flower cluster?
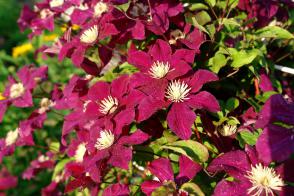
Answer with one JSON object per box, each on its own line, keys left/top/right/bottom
{"left": 1, "top": 0, "right": 294, "bottom": 195}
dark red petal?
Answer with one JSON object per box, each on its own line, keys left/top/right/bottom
{"left": 167, "top": 103, "right": 195, "bottom": 140}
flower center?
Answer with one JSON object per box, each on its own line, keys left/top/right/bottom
{"left": 75, "top": 143, "right": 87, "bottom": 162}
{"left": 165, "top": 80, "right": 191, "bottom": 102}
{"left": 5, "top": 128, "right": 19, "bottom": 146}
{"left": 80, "top": 25, "right": 98, "bottom": 44}
{"left": 95, "top": 130, "right": 115, "bottom": 150}
{"left": 149, "top": 61, "right": 171, "bottom": 79}
{"left": 49, "top": 0, "right": 64, "bottom": 8}
{"left": 10, "top": 83, "right": 25, "bottom": 99}
{"left": 246, "top": 164, "right": 284, "bottom": 196}
{"left": 169, "top": 29, "right": 185, "bottom": 45}
{"left": 99, "top": 96, "right": 118, "bottom": 115}
{"left": 93, "top": 2, "right": 108, "bottom": 17}
{"left": 38, "top": 155, "right": 49, "bottom": 162}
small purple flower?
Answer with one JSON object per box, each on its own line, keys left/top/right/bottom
{"left": 22, "top": 152, "right": 55, "bottom": 180}
{"left": 0, "top": 168, "right": 18, "bottom": 191}
{"left": 0, "top": 66, "right": 48, "bottom": 122}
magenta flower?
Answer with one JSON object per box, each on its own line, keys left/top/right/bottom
{"left": 141, "top": 156, "right": 202, "bottom": 195}
{"left": 128, "top": 39, "right": 194, "bottom": 121}
{"left": 22, "top": 152, "right": 55, "bottom": 180}
{"left": 207, "top": 146, "right": 289, "bottom": 196}
{"left": 165, "top": 70, "right": 220, "bottom": 139}
{"left": 86, "top": 75, "right": 144, "bottom": 134}
{"left": 59, "top": 19, "right": 118, "bottom": 66}
{"left": 169, "top": 24, "right": 205, "bottom": 53}
{"left": 0, "top": 66, "right": 48, "bottom": 122}
{"left": 255, "top": 94, "right": 294, "bottom": 164}
{"left": 0, "top": 168, "right": 18, "bottom": 191}
{"left": 86, "top": 127, "right": 149, "bottom": 170}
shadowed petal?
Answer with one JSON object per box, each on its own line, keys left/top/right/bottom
{"left": 207, "top": 150, "right": 250, "bottom": 181}
{"left": 256, "top": 125, "right": 294, "bottom": 164}
{"left": 189, "top": 70, "right": 218, "bottom": 93}
{"left": 141, "top": 180, "right": 162, "bottom": 196}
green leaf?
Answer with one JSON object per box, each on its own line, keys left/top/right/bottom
{"left": 221, "top": 18, "right": 240, "bottom": 27}
{"left": 255, "top": 26, "right": 294, "bottom": 39}
{"left": 225, "top": 97, "right": 239, "bottom": 113}
{"left": 181, "top": 182, "right": 205, "bottom": 196}
{"left": 49, "top": 140, "right": 60, "bottom": 153}
{"left": 205, "top": 0, "right": 216, "bottom": 7}
{"left": 231, "top": 49, "right": 259, "bottom": 68}
{"left": 237, "top": 130, "right": 260, "bottom": 147}
{"left": 195, "top": 11, "right": 211, "bottom": 26}
{"left": 162, "top": 140, "right": 209, "bottom": 163}
{"left": 208, "top": 53, "right": 227, "bottom": 73}
{"left": 189, "top": 3, "right": 208, "bottom": 11}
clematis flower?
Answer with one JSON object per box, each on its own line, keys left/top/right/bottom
{"left": 207, "top": 146, "right": 291, "bottom": 196}
{"left": 0, "top": 66, "right": 48, "bottom": 122}
{"left": 59, "top": 19, "right": 118, "bottom": 66}
{"left": 85, "top": 75, "right": 145, "bottom": 135}
{"left": 128, "top": 39, "right": 194, "bottom": 122}
{"left": 0, "top": 168, "right": 18, "bottom": 191}
{"left": 255, "top": 94, "right": 294, "bottom": 164}
{"left": 86, "top": 127, "right": 149, "bottom": 170}
{"left": 165, "top": 70, "right": 220, "bottom": 139}
{"left": 141, "top": 156, "right": 202, "bottom": 196}
{"left": 169, "top": 24, "right": 205, "bottom": 53}
{"left": 22, "top": 152, "right": 55, "bottom": 180}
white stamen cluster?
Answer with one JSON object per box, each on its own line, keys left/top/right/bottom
{"left": 218, "top": 124, "right": 237, "bottom": 136}
{"left": 38, "top": 155, "right": 49, "bottom": 162}
{"left": 40, "top": 9, "right": 53, "bottom": 19}
{"left": 165, "top": 80, "right": 191, "bottom": 102}
{"left": 75, "top": 143, "right": 87, "bottom": 162}
{"left": 39, "top": 98, "right": 55, "bottom": 113}
{"left": 95, "top": 130, "right": 115, "bottom": 150}
{"left": 246, "top": 164, "right": 284, "bottom": 196}
{"left": 149, "top": 61, "right": 171, "bottom": 79}
{"left": 80, "top": 25, "right": 98, "bottom": 44}
{"left": 49, "top": 0, "right": 64, "bottom": 8}
{"left": 169, "top": 29, "right": 185, "bottom": 45}
{"left": 93, "top": 2, "right": 108, "bottom": 17}
{"left": 10, "top": 83, "right": 25, "bottom": 99}
{"left": 99, "top": 96, "right": 118, "bottom": 115}
{"left": 5, "top": 128, "right": 19, "bottom": 146}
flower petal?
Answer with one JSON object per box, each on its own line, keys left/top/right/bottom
{"left": 148, "top": 158, "right": 174, "bottom": 182}
{"left": 189, "top": 69, "right": 218, "bottom": 93}
{"left": 141, "top": 180, "right": 162, "bottom": 196}
{"left": 103, "top": 183, "right": 129, "bottom": 196}
{"left": 167, "top": 103, "right": 196, "bottom": 140}
{"left": 256, "top": 125, "right": 294, "bottom": 164}
{"left": 149, "top": 39, "right": 172, "bottom": 62}
{"left": 186, "top": 91, "right": 220, "bottom": 113}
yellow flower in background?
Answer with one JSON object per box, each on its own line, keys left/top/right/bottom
{"left": 0, "top": 92, "right": 6, "bottom": 101}
{"left": 61, "top": 24, "right": 80, "bottom": 32}
{"left": 72, "top": 24, "right": 80, "bottom": 31}
{"left": 12, "top": 43, "right": 33, "bottom": 58}
{"left": 43, "top": 34, "right": 58, "bottom": 42}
